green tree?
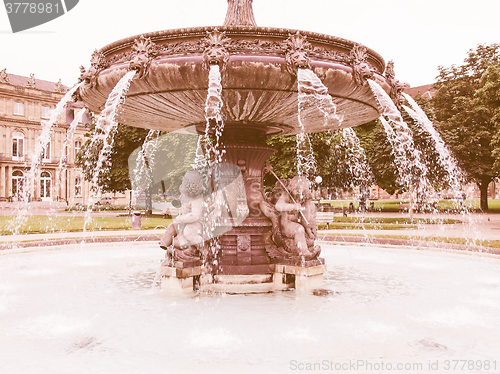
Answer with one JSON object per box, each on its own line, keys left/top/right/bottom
{"left": 432, "top": 43, "right": 500, "bottom": 211}
{"left": 77, "top": 120, "right": 149, "bottom": 193}
{"left": 478, "top": 64, "right": 500, "bottom": 174}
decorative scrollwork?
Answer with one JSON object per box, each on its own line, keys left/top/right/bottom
{"left": 202, "top": 29, "right": 231, "bottom": 71}
{"left": 284, "top": 32, "right": 312, "bottom": 75}
{"left": 349, "top": 44, "right": 374, "bottom": 86}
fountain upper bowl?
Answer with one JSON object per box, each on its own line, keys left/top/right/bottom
{"left": 78, "top": 26, "right": 392, "bottom": 135}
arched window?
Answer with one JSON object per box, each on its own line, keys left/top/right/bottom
{"left": 75, "top": 176, "right": 82, "bottom": 197}
{"left": 40, "top": 171, "right": 52, "bottom": 199}
{"left": 12, "top": 132, "right": 24, "bottom": 160}
{"left": 12, "top": 170, "right": 24, "bottom": 197}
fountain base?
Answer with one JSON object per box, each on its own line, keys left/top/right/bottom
{"left": 158, "top": 262, "right": 325, "bottom": 294}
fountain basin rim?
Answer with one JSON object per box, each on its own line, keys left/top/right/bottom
{"left": 97, "top": 25, "right": 385, "bottom": 74}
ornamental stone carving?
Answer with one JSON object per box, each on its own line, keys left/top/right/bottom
{"left": 202, "top": 29, "right": 231, "bottom": 71}
{"left": 79, "top": 50, "right": 107, "bottom": 88}
{"left": 385, "top": 60, "right": 407, "bottom": 109}
{"left": 54, "top": 79, "right": 66, "bottom": 93}
{"left": 261, "top": 173, "right": 321, "bottom": 260}
{"left": 26, "top": 73, "right": 36, "bottom": 88}
{"left": 129, "top": 35, "right": 158, "bottom": 79}
{"left": 284, "top": 32, "right": 312, "bottom": 75}
{"left": 349, "top": 44, "right": 374, "bottom": 86}
{"left": 160, "top": 170, "right": 206, "bottom": 262}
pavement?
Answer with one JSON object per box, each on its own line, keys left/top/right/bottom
{"left": 0, "top": 202, "right": 498, "bottom": 248}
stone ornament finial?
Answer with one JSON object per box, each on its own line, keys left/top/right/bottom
{"left": 223, "top": 0, "right": 257, "bottom": 27}
{"left": 202, "top": 29, "right": 231, "bottom": 71}
{"left": 284, "top": 32, "right": 312, "bottom": 76}
{"left": 54, "top": 79, "right": 66, "bottom": 93}
{"left": 349, "top": 44, "right": 374, "bottom": 86}
{"left": 26, "top": 73, "right": 36, "bottom": 88}
{"left": 0, "top": 68, "right": 10, "bottom": 83}
{"left": 129, "top": 35, "right": 158, "bottom": 79}
{"left": 385, "top": 60, "right": 407, "bottom": 109}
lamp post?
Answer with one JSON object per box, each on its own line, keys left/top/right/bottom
{"left": 315, "top": 176, "right": 323, "bottom": 205}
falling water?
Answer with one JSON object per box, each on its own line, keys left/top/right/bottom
{"left": 367, "top": 79, "right": 430, "bottom": 198}
{"left": 297, "top": 68, "right": 374, "bottom": 191}
{"left": 83, "top": 70, "right": 136, "bottom": 228}
{"left": 297, "top": 68, "right": 343, "bottom": 128}
{"left": 296, "top": 68, "right": 342, "bottom": 177}
{"left": 401, "top": 94, "right": 481, "bottom": 244}
{"left": 24, "top": 82, "right": 84, "bottom": 203}
{"left": 131, "top": 129, "right": 160, "bottom": 212}
{"left": 402, "top": 93, "right": 465, "bottom": 192}
{"left": 56, "top": 108, "right": 86, "bottom": 199}
{"left": 341, "top": 127, "right": 373, "bottom": 189}
{"left": 199, "top": 64, "right": 228, "bottom": 274}
{"left": 8, "top": 82, "right": 84, "bottom": 234}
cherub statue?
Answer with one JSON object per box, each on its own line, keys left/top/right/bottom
{"left": 160, "top": 170, "right": 205, "bottom": 261}
{"left": 261, "top": 171, "right": 320, "bottom": 260}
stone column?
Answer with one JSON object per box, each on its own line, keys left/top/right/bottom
{"left": 6, "top": 165, "right": 12, "bottom": 198}
{"left": 0, "top": 166, "right": 5, "bottom": 200}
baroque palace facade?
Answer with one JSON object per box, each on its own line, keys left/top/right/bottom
{"left": 0, "top": 69, "right": 90, "bottom": 204}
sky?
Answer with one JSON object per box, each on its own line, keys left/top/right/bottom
{"left": 0, "top": 0, "right": 499, "bottom": 88}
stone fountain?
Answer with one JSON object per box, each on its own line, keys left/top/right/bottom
{"left": 76, "top": 0, "right": 396, "bottom": 293}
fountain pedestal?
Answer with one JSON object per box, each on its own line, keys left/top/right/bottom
{"left": 159, "top": 125, "right": 325, "bottom": 293}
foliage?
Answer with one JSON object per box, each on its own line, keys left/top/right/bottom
{"left": 356, "top": 120, "right": 399, "bottom": 195}
{"left": 432, "top": 43, "right": 500, "bottom": 210}
{"left": 77, "top": 118, "right": 149, "bottom": 193}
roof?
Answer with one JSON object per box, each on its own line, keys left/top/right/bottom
{"left": 404, "top": 83, "right": 436, "bottom": 99}
{"left": 0, "top": 70, "right": 69, "bottom": 94}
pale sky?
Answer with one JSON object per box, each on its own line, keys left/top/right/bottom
{"left": 0, "top": 0, "right": 499, "bottom": 88}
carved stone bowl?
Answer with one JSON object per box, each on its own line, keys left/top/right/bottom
{"left": 77, "top": 26, "right": 391, "bottom": 135}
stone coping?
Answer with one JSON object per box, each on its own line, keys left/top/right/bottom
{"left": 1, "top": 231, "right": 498, "bottom": 258}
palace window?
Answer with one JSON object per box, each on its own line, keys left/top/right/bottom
{"left": 40, "top": 171, "right": 51, "bottom": 199}
{"left": 12, "top": 170, "right": 24, "bottom": 196}
{"left": 41, "top": 105, "right": 51, "bottom": 119}
{"left": 13, "top": 101, "right": 24, "bottom": 116}
{"left": 41, "top": 141, "right": 51, "bottom": 162}
{"left": 12, "top": 132, "right": 24, "bottom": 160}
{"left": 75, "top": 140, "right": 82, "bottom": 157}
{"left": 75, "top": 176, "right": 82, "bottom": 197}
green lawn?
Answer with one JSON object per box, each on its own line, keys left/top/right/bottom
{"left": 322, "top": 232, "right": 500, "bottom": 250}
{"left": 0, "top": 215, "right": 172, "bottom": 235}
{"left": 317, "top": 216, "right": 460, "bottom": 231}
{"left": 321, "top": 199, "right": 500, "bottom": 213}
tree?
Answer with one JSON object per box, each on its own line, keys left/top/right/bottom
{"left": 478, "top": 63, "right": 500, "bottom": 174}
{"left": 77, "top": 120, "right": 149, "bottom": 193}
{"left": 432, "top": 43, "right": 500, "bottom": 211}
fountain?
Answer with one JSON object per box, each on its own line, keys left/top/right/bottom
{"left": 3, "top": 1, "right": 500, "bottom": 371}
{"left": 75, "top": 0, "right": 395, "bottom": 293}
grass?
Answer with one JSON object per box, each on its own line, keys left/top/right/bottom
{"left": 321, "top": 199, "right": 500, "bottom": 213}
{"left": 0, "top": 215, "right": 172, "bottom": 235}
{"left": 317, "top": 216, "right": 461, "bottom": 230}
{"left": 321, "top": 232, "right": 500, "bottom": 250}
